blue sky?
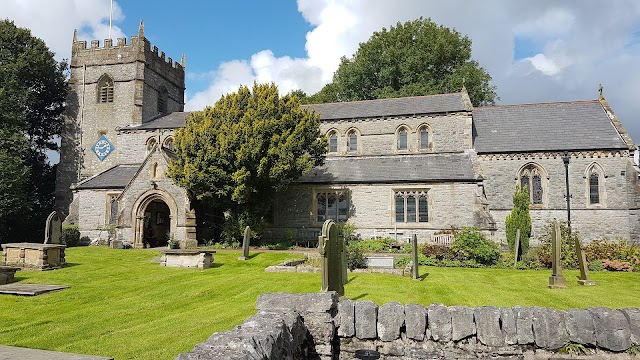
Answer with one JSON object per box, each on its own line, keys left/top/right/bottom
{"left": 3, "top": 0, "right": 640, "bottom": 145}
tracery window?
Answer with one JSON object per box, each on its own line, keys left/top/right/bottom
{"left": 519, "top": 164, "right": 545, "bottom": 205}
{"left": 347, "top": 130, "right": 358, "bottom": 153}
{"left": 394, "top": 190, "right": 429, "bottom": 223}
{"left": 97, "top": 75, "right": 114, "bottom": 103}
{"left": 316, "top": 190, "right": 349, "bottom": 223}
{"left": 398, "top": 127, "right": 409, "bottom": 151}
{"left": 328, "top": 131, "right": 338, "bottom": 153}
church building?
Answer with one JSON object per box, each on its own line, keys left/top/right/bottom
{"left": 55, "top": 26, "right": 640, "bottom": 248}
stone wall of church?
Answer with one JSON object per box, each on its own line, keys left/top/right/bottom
{"left": 142, "top": 68, "right": 184, "bottom": 122}
{"left": 75, "top": 189, "right": 110, "bottom": 240}
{"left": 477, "top": 151, "right": 634, "bottom": 242}
{"left": 267, "top": 181, "right": 484, "bottom": 243}
{"left": 319, "top": 112, "right": 472, "bottom": 156}
{"left": 116, "top": 130, "right": 176, "bottom": 164}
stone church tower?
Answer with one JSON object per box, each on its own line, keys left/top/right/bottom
{"left": 55, "top": 21, "right": 185, "bottom": 218}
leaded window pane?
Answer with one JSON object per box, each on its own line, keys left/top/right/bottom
{"left": 399, "top": 129, "right": 408, "bottom": 150}
{"left": 590, "top": 173, "right": 600, "bottom": 204}
{"left": 329, "top": 134, "right": 338, "bottom": 153}
{"left": 348, "top": 132, "right": 357, "bottom": 152}
{"left": 338, "top": 194, "right": 348, "bottom": 222}
{"left": 418, "top": 196, "right": 428, "bottom": 222}
{"left": 420, "top": 128, "right": 429, "bottom": 150}
{"left": 317, "top": 194, "right": 326, "bottom": 222}
{"left": 406, "top": 195, "right": 416, "bottom": 222}
{"left": 520, "top": 175, "right": 529, "bottom": 193}
{"left": 395, "top": 195, "right": 405, "bottom": 222}
{"left": 327, "top": 194, "right": 337, "bottom": 220}
{"left": 532, "top": 175, "right": 543, "bottom": 204}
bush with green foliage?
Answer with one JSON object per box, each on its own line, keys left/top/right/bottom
{"left": 588, "top": 259, "right": 604, "bottom": 272}
{"left": 505, "top": 185, "right": 532, "bottom": 258}
{"left": 536, "top": 221, "right": 579, "bottom": 269}
{"left": 421, "top": 244, "right": 462, "bottom": 261}
{"left": 338, "top": 221, "right": 358, "bottom": 242}
{"left": 451, "top": 227, "right": 500, "bottom": 266}
{"left": 349, "top": 238, "right": 397, "bottom": 253}
{"left": 345, "top": 242, "right": 367, "bottom": 270}
{"left": 61, "top": 225, "right": 80, "bottom": 247}
{"left": 394, "top": 253, "right": 438, "bottom": 268}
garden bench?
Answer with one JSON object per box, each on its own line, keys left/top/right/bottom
{"left": 431, "top": 233, "right": 454, "bottom": 246}
{"left": 0, "top": 266, "right": 19, "bottom": 285}
{"left": 159, "top": 249, "right": 216, "bottom": 269}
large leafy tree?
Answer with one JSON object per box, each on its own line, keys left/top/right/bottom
{"left": 0, "top": 20, "right": 67, "bottom": 243}
{"left": 168, "top": 83, "right": 326, "bottom": 241}
{"left": 307, "top": 17, "right": 497, "bottom": 106}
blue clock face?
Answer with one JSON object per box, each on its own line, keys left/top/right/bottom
{"left": 92, "top": 135, "right": 114, "bottom": 161}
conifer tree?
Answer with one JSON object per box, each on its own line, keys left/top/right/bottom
{"left": 505, "top": 185, "right": 532, "bottom": 259}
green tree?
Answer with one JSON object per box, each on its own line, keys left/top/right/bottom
{"left": 0, "top": 20, "right": 67, "bottom": 243}
{"left": 168, "top": 83, "right": 327, "bottom": 241}
{"left": 505, "top": 185, "right": 532, "bottom": 258}
{"left": 308, "top": 17, "right": 497, "bottom": 106}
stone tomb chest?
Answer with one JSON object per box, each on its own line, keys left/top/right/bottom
{"left": 159, "top": 249, "right": 216, "bottom": 269}
{"left": 1, "top": 243, "right": 66, "bottom": 270}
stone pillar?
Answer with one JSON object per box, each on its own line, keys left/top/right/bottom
{"left": 548, "top": 220, "right": 567, "bottom": 289}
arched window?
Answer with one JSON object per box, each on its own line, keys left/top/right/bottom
{"left": 589, "top": 172, "right": 599, "bottom": 204}
{"left": 97, "top": 75, "right": 114, "bottom": 103}
{"left": 316, "top": 190, "right": 349, "bottom": 223}
{"left": 157, "top": 86, "right": 168, "bottom": 114}
{"left": 418, "top": 126, "right": 431, "bottom": 151}
{"left": 327, "top": 131, "right": 338, "bottom": 153}
{"left": 163, "top": 136, "right": 174, "bottom": 151}
{"left": 397, "top": 127, "right": 409, "bottom": 151}
{"left": 347, "top": 130, "right": 358, "bottom": 153}
{"left": 585, "top": 163, "right": 605, "bottom": 206}
{"left": 394, "top": 190, "right": 429, "bottom": 223}
{"left": 146, "top": 137, "right": 157, "bottom": 155}
{"left": 519, "top": 164, "right": 546, "bottom": 205}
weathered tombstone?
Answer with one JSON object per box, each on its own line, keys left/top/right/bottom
{"left": 513, "top": 229, "right": 520, "bottom": 268}
{"left": 548, "top": 220, "right": 567, "bottom": 289}
{"left": 318, "top": 219, "right": 344, "bottom": 296}
{"left": 411, "top": 234, "right": 420, "bottom": 280}
{"left": 44, "top": 211, "right": 62, "bottom": 244}
{"left": 238, "top": 226, "right": 251, "bottom": 260}
{"left": 341, "top": 236, "right": 348, "bottom": 285}
{"left": 575, "top": 237, "right": 596, "bottom": 286}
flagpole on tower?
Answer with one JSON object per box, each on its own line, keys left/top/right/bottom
{"left": 108, "top": 0, "right": 113, "bottom": 39}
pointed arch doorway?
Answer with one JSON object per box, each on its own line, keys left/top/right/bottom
{"left": 132, "top": 190, "right": 178, "bottom": 248}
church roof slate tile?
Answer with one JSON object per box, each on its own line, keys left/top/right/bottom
{"left": 75, "top": 164, "right": 140, "bottom": 189}
{"left": 298, "top": 154, "right": 476, "bottom": 184}
{"left": 302, "top": 93, "right": 469, "bottom": 120}
{"left": 473, "top": 100, "right": 628, "bottom": 153}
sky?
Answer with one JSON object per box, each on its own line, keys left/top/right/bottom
{"left": 3, "top": 0, "right": 640, "bottom": 145}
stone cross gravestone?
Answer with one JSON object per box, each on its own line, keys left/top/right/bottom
{"left": 548, "top": 220, "right": 567, "bottom": 289}
{"left": 411, "top": 234, "right": 419, "bottom": 280}
{"left": 238, "top": 226, "right": 251, "bottom": 260}
{"left": 318, "top": 219, "right": 344, "bottom": 296}
{"left": 44, "top": 211, "right": 62, "bottom": 244}
{"left": 574, "top": 237, "right": 596, "bottom": 286}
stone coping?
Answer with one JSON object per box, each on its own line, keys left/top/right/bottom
{"left": 159, "top": 249, "right": 216, "bottom": 255}
{"left": 0, "top": 345, "right": 112, "bottom": 360}
{"left": 1, "top": 242, "right": 66, "bottom": 250}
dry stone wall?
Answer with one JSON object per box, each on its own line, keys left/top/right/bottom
{"left": 176, "top": 292, "right": 640, "bottom": 360}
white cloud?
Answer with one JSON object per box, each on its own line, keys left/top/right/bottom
{"left": 0, "top": 0, "right": 126, "bottom": 60}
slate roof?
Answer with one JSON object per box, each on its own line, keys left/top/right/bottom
{"left": 121, "top": 112, "right": 192, "bottom": 131}
{"left": 299, "top": 154, "right": 476, "bottom": 184}
{"left": 75, "top": 164, "right": 140, "bottom": 189}
{"left": 302, "top": 93, "right": 469, "bottom": 120}
{"left": 473, "top": 101, "right": 628, "bottom": 153}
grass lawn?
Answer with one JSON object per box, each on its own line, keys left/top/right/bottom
{"left": 0, "top": 247, "right": 639, "bottom": 359}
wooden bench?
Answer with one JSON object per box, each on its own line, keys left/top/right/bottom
{"left": 431, "top": 234, "right": 454, "bottom": 246}
{"left": 0, "top": 266, "right": 19, "bottom": 285}
{"left": 159, "top": 249, "right": 216, "bottom": 269}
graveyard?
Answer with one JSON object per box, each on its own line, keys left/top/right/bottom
{"left": 0, "top": 245, "right": 639, "bottom": 359}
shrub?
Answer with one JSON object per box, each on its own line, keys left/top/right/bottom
{"left": 505, "top": 185, "right": 532, "bottom": 258}
{"left": 61, "top": 225, "right": 80, "bottom": 247}
{"left": 345, "top": 242, "right": 367, "bottom": 270}
{"left": 439, "top": 259, "right": 463, "bottom": 267}
{"left": 421, "top": 244, "right": 462, "bottom": 261}
{"left": 338, "top": 221, "right": 358, "bottom": 242}
{"left": 537, "top": 221, "right": 578, "bottom": 269}
{"left": 451, "top": 227, "right": 500, "bottom": 266}
{"left": 602, "top": 259, "right": 633, "bottom": 272}
{"left": 584, "top": 239, "right": 629, "bottom": 262}
{"left": 394, "top": 253, "right": 437, "bottom": 268}
{"left": 588, "top": 259, "right": 604, "bottom": 272}
{"left": 350, "top": 238, "right": 396, "bottom": 253}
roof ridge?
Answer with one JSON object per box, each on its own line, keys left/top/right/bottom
{"left": 303, "top": 92, "right": 463, "bottom": 107}
{"left": 476, "top": 99, "right": 599, "bottom": 110}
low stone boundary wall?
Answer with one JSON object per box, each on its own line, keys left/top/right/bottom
{"left": 176, "top": 292, "right": 640, "bottom": 359}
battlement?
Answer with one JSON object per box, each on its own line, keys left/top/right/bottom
{"left": 70, "top": 21, "right": 185, "bottom": 80}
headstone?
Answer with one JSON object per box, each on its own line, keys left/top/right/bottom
{"left": 318, "top": 219, "right": 344, "bottom": 296}
{"left": 238, "top": 226, "right": 251, "bottom": 260}
{"left": 513, "top": 229, "right": 520, "bottom": 268}
{"left": 341, "top": 236, "right": 348, "bottom": 285}
{"left": 44, "top": 211, "right": 62, "bottom": 244}
{"left": 548, "top": 220, "right": 567, "bottom": 289}
{"left": 411, "top": 234, "right": 419, "bottom": 280}
{"left": 575, "top": 237, "right": 596, "bottom": 286}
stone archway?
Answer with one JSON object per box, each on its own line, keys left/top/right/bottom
{"left": 132, "top": 190, "right": 179, "bottom": 248}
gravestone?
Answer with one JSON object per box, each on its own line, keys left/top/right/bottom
{"left": 575, "top": 238, "right": 595, "bottom": 286}
{"left": 548, "top": 220, "right": 567, "bottom": 289}
{"left": 341, "top": 236, "right": 348, "bottom": 285}
{"left": 411, "top": 234, "right": 419, "bottom": 280}
{"left": 318, "top": 219, "right": 344, "bottom": 296}
{"left": 44, "top": 211, "right": 62, "bottom": 244}
{"left": 513, "top": 229, "right": 520, "bottom": 268}
{"left": 238, "top": 226, "right": 251, "bottom": 260}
